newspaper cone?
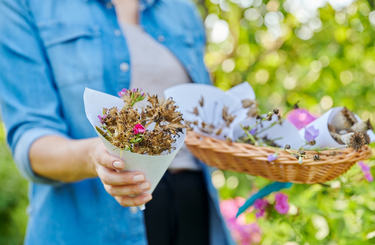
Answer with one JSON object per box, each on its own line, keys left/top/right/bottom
{"left": 83, "top": 88, "right": 186, "bottom": 210}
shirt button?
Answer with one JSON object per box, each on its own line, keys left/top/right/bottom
{"left": 106, "top": 2, "right": 113, "bottom": 9}
{"left": 158, "top": 35, "right": 165, "bottom": 42}
{"left": 120, "top": 62, "right": 129, "bottom": 72}
{"left": 114, "top": 29, "right": 121, "bottom": 36}
{"left": 129, "top": 207, "right": 138, "bottom": 214}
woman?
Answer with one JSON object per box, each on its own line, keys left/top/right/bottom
{"left": 0, "top": 0, "right": 234, "bottom": 244}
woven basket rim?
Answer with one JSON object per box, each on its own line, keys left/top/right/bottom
{"left": 186, "top": 131, "right": 372, "bottom": 166}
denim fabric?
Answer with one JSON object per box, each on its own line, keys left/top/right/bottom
{"left": 0, "top": 0, "right": 234, "bottom": 244}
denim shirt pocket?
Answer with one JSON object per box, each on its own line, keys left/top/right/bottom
{"left": 38, "top": 21, "right": 103, "bottom": 89}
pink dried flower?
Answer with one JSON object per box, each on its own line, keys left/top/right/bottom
{"left": 98, "top": 115, "right": 106, "bottom": 124}
{"left": 117, "top": 88, "right": 127, "bottom": 98}
{"left": 133, "top": 124, "right": 146, "bottom": 134}
{"left": 287, "top": 109, "right": 317, "bottom": 130}
{"left": 274, "top": 193, "right": 289, "bottom": 215}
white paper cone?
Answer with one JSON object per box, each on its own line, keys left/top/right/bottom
{"left": 299, "top": 107, "right": 375, "bottom": 149}
{"left": 83, "top": 88, "right": 186, "bottom": 209}
{"left": 233, "top": 116, "right": 304, "bottom": 149}
{"left": 164, "top": 82, "right": 255, "bottom": 139}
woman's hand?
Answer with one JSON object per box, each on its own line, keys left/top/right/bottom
{"left": 92, "top": 142, "right": 153, "bottom": 207}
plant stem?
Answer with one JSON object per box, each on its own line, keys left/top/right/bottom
{"left": 240, "top": 124, "right": 259, "bottom": 146}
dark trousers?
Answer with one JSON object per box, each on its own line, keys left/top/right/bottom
{"left": 144, "top": 170, "right": 210, "bottom": 245}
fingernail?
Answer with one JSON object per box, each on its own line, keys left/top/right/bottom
{"left": 143, "top": 195, "right": 152, "bottom": 202}
{"left": 133, "top": 175, "right": 145, "bottom": 182}
{"left": 112, "top": 161, "right": 122, "bottom": 169}
{"left": 139, "top": 182, "right": 150, "bottom": 190}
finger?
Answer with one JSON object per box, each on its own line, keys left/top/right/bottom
{"left": 104, "top": 181, "right": 151, "bottom": 196}
{"left": 115, "top": 193, "right": 153, "bottom": 207}
{"left": 97, "top": 166, "right": 146, "bottom": 185}
{"left": 94, "top": 144, "right": 124, "bottom": 170}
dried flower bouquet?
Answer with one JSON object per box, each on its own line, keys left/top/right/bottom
{"left": 83, "top": 88, "right": 187, "bottom": 209}
{"left": 95, "top": 88, "right": 186, "bottom": 156}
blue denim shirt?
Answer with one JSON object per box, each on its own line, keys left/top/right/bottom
{"left": 0, "top": 0, "right": 234, "bottom": 244}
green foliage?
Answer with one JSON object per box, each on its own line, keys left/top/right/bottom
{"left": 1, "top": 0, "right": 375, "bottom": 244}
{"left": 199, "top": 0, "right": 375, "bottom": 243}
{"left": 0, "top": 124, "right": 28, "bottom": 244}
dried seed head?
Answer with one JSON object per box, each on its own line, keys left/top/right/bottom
{"left": 293, "top": 154, "right": 299, "bottom": 160}
{"left": 199, "top": 96, "right": 204, "bottom": 107}
{"left": 350, "top": 132, "right": 366, "bottom": 151}
{"left": 273, "top": 108, "right": 279, "bottom": 115}
{"left": 329, "top": 151, "right": 337, "bottom": 156}
{"left": 284, "top": 144, "right": 291, "bottom": 149}
{"left": 242, "top": 99, "right": 256, "bottom": 108}
{"left": 247, "top": 107, "right": 258, "bottom": 117}
{"left": 364, "top": 131, "right": 371, "bottom": 144}
{"left": 331, "top": 107, "right": 357, "bottom": 131}
{"left": 299, "top": 149, "right": 306, "bottom": 155}
{"left": 308, "top": 140, "right": 316, "bottom": 146}
{"left": 350, "top": 119, "right": 373, "bottom": 132}
{"left": 190, "top": 107, "right": 199, "bottom": 116}
{"left": 313, "top": 154, "right": 321, "bottom": 161}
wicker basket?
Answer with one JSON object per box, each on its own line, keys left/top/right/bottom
{"left": 185, "top": 131, "right": 372, "bottom": 184}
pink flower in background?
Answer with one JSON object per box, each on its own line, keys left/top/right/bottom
{"left": 274, "top": 193, "right": 289, "bottom": 215}
{"left": 132, "top": 124, "right": 146, "bottom": 134}
{"left": 287, "top": 109, "right": 317, "bottom": 130}
{"left": 254, "top": 199, "right": 269, "bottom": 218}
{"left": 365, "top": 172, "right": 374, "bottom": 182}
{"left": 358, "top": 161, "right": 370, "bottom": 172}
{"left": 220, "top": 198, "right": 262, "bottom": 244}
{"left": 358, "top": 161, "right": 373, "bottom": 182}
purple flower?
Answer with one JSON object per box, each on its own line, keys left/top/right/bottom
{"left": 287, "top": 109, "right": 317, "bottom": 130}
{"left": 117, "top": 88, "right": 127, "bottom": 98}
{"left": 358, "top": 161, "right": 373, "bottom": 182}
{"left": 365, "top": 172, "right": 374, "bottom": 182}
{"left": 358, "top": 161, "right": 370, "bottom": 172}
{"left": 304, "top": 125, "right": 319, "bottom": 142}
{"left": 254, "top": 199, "right": 269, "bottom": 218}
{"left": 249, "top": 128, "right": 257, "bottom": 135}
{"left": 254, "top": 199, "right": 268, "bottom": 210}
{"left": 274, "top": 193, "right": 289, "bottom": 215}
{"left": 98, "top": 115, "right": 106, "bottom": 124}
{"left": 267, "top": 153, "right": 278, "bottom": 162}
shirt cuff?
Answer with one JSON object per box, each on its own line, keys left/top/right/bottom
{"left": 13, "top": 127, "right": 68, "bottom": 185}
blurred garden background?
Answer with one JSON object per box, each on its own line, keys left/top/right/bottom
{"left": 1, "top": 0, "right": 375, "bottom": 244}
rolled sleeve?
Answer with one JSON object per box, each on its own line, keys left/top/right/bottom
{"left": 0, "top": 1, "right": 69, "bottom": 184}
{"left": 14, "top": 128, "right": 67, "bottom": 185}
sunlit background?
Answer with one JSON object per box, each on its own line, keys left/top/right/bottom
{"left": 1, "top": 0, "right": 375, "bottom": 244}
